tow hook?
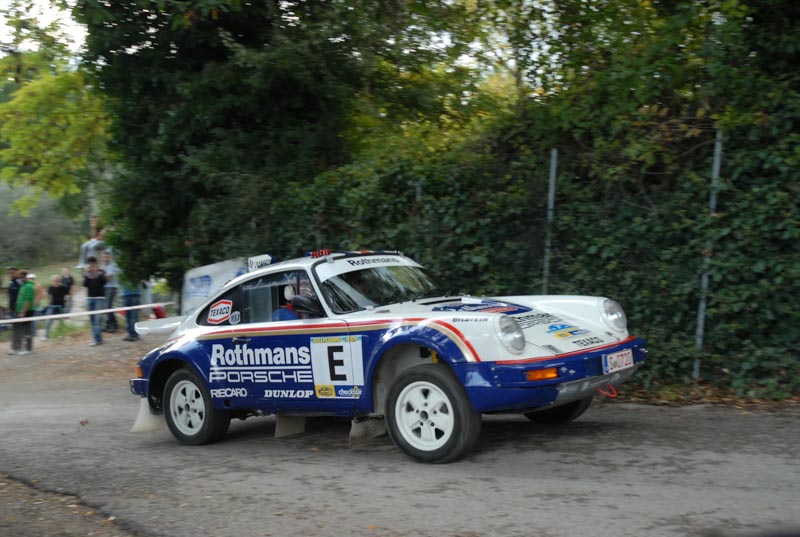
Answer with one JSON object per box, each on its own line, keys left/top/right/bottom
{"left": 597, "top": 384, "right": 618, "bottom": 398}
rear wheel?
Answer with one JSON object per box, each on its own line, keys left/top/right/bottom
{"left": 163, "top": 368, "right": 230, "bottom": 445}
{"left": 386, "top": 364, "right": 481, "bottom": 463}
{"left": 524, "top": 396, "right": 593, "bottom": 426}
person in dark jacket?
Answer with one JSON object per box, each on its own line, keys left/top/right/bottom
{"left": 83, "top": 257, "right": 107, "bottom": 346}
{"left": 6, "top": 267, "right": 20, "bottom": 316}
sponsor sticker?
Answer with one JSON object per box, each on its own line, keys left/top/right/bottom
{"left": 210, "top": 387, "right": 248, "bottom": 398}
{"left": 230, "top": 311, "right": 241, "bottom": 325}
{"left": 207, "top": 299, "right": 233, "bottom": 324}
{"left": 315, "top": 385, "right": 335, "bottom": 398}
{"left": 516, "top": 313, "right": 562, "bottom": 329}
{"left": 451, "top": 317, "right": 489, "bottom": 323}
{"left": 573, "top": 337, "right": 605, "bottom": 348}
{"left": 433, "top": 300, "right": 532, "bottom": 315}
{"left": 546, "top": 324, "right": 591, "bottom": 339}
{"left": 208, "top": 343, "right": 313, "bottom": 384}
{"left": 263, "top": 389, "right": 314, "bottom": 398}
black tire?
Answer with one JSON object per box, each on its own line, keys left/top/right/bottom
{"left": 385, "top": 364, "right": 481, "bottom": 463}
{"left": 524, "top": 396, "right": 593, "bottom": 426}
{"left": 163, "top": 368, "right": 230, "bottom": 445}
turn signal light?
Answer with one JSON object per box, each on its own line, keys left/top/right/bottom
{"left": 526, "top": 368, "right": 558, "bottom": 381}
{"left": 135, "top": 366, "right": 143, "bottom": 379}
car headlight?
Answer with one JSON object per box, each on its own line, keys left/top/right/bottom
{"left": 601, "top": 299, "right": 627, "bottom": 331}
{"left": 495, "top": 315, "right": 525, "bottom": 354}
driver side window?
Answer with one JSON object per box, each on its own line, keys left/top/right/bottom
{"left": 241, "top": 270, "right": 311, "bottom": 323}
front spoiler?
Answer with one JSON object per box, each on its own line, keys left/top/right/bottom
{"left": 552, "top": 366, "right": 637, "bottom": 405}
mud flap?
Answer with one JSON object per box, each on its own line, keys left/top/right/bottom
{"left": 131, "top": 397, "right": 166, "bottom": 433}
{"left": 349, "top": 418, "right": 386, "bottom": 445}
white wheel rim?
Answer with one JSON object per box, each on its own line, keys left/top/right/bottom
{"left": 170, "top": 379, "right": 206, "bottom": 437}
{"left": 394, "top": 380, "right": 454, "bottom": 452}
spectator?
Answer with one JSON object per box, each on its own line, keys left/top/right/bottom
{"left": 43, "top": 275, "right": 69, "bottom": 341}
{"left": 10, "top": 270, "right": 35, "bottom": 355}
{"left": 83, "top": 256, "right": 107, "bottom": 347}
{"left": 61, "top": 268, "right": 75, "bottom": 313}
{"left": 120, "top": 277, "right": 141, "bottom": 342}
{"left": 28, "top": 274, "right": 46, "bottom": 335}
{"left": 30, "top": 274, "right": 47, "bottom": 314}
{"left": 102, "top": 250, "right": 119, "bottom": 333}
{"left": 6, "top": 267, "right": 20, "bottom": 317}
{"left": 77, "top": 215, "right": 107, "bottom": 269}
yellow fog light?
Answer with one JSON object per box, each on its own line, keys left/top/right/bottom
{"left": 526, "top": 368, "right": 558, "bottom": 381}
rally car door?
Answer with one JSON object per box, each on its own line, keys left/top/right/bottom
{"left": 195, "top": 269, "right": 365, "bottom": 415}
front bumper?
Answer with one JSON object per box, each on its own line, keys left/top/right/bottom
{"left": 130, "top": 378, "right": 147, "bottom": 397}
{"left": 453, "top": 337, "right": 646, "bottom": 413}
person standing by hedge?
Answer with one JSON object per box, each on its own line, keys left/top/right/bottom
{"left": 61, "top": 267, "right": 75, "bottom": 313}
{"left": 11, "top": 270, "right": 35, "bottom": 355}
{"left": 83, "top": 256, "right": 107, "bottom": 347}
{"left": 43, "top": 275, "right": 69, "bottom": 341}
{"left": 102, "top": 250, "right": 119, "bottom": 333}
{"left": 6, "top": 267, "right": 20, "bottom": 317}
{"left": 120, "top": 277, "right": 141, "bottom": 342}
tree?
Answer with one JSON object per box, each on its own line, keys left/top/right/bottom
{"left": 0, "top": 0, "right": 111, "bottom": 215}
{"left": 0, "top": 183, "right": 81, "bottom": 265}
{"left": 0, "top": 69, "right": 111, "bottom": 214}
{"left": 75, "top": 0, "right": 488, "bottom": 284}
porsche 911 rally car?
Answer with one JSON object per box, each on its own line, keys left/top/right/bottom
{"left": 130, "top": 250, "right": 646, "bottom": 462}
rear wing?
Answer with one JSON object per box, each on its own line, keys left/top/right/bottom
{"left": 135, "top": 316, "right": 184, "bottom": 336}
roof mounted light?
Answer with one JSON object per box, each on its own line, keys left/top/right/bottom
{"left": 247, "top": 253, "right": 274, "bottom": 272}
{"left": 309, "top": 249, "right": 331, "bottom": 258}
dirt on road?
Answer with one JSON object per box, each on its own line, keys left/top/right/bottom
{"left": 1, "top": 328, "right": 163, "bottom": 537}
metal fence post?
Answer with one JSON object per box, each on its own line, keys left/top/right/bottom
{"left": 542, "top": 148, "right": 558, "bottom": 294}
{"left": 693, "top": 129, "right": 723, "bottom": 379}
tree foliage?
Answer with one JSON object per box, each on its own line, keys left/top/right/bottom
{"left": 0, "top": 69, "right": 111, "bottom": 214}
{"left": 0, "top": 183, "right": 80, "bottom": 265}
{"left": 75, "top": 0, "right": 487, "bottom": 285}
{"left": 0, "top": 0, "right": 111, "bottom": 215}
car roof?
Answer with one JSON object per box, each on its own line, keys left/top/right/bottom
{"left": 229, "top": 249, "right": 408, "bottom": 285}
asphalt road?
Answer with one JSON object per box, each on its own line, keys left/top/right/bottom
{"left": 1, "top": 333, "right": 798, "bottom": 537}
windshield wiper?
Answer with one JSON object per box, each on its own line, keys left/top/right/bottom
{"left": 411, "top": 289, "right": 457, "bottom": 302}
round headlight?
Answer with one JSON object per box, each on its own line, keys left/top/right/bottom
{"left": 602, "top": 299, "right": 627, "bottom": 331}
{"left": 496, "top": 315, "right": 525, "bottom": 354}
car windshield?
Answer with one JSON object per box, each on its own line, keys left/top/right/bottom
{"left": 319, "top": 265, "right": 445, "bottom": 314}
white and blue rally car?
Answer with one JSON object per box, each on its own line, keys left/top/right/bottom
{"left": 131, "top": 250, "right": 646, "bottom": 462}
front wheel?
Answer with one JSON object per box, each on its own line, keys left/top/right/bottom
{"left": 163, "top": 368, "right": 230, "bottom": 445}
{"left": 524, "top": 396, "right": 593, "bottom": 426}
{"left": 386, "top": 364, "right": 481, "bottom": 463}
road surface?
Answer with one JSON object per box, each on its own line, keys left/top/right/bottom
{"left": 1, "top": 332, "right": 798, "bottom": 537}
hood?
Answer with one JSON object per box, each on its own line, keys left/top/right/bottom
{"left": 346, "top": 295, "right": 626, "bottom": 359}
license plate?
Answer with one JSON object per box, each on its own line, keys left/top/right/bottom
{"left": 602, "top": 349, "right": 634, "bottom": 374}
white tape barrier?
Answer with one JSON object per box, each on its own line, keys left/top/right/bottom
{"left": 0, "top": 302, "right": 174, "bottom": 325}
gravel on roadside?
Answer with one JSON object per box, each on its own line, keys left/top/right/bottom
{"left": 0, "top": 472, "right": 140, "bottom": 537}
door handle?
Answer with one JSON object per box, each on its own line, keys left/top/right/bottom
{"left": 232, "top": 337, "right": 251, "bottom": 344}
